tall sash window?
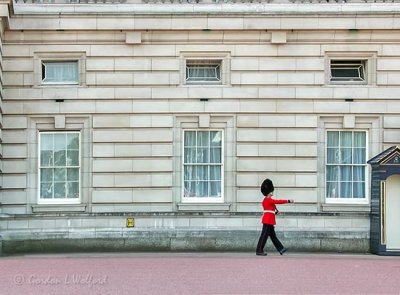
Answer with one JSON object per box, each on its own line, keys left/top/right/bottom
{"left": 183, "top": 130, "right": 223, "bottom": 202}
{"left": 39, "top": 132, "right": 80, "bottom": 203}
{"left": 326, "top": 130, "right": 367, "bottom": 203}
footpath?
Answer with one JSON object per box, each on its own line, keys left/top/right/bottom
{"left": 0, "top": 252, "right": 399, "bottom": 294}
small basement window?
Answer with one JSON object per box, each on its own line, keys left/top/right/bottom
{"left": 330, "top": 60, "right": 366, "bottom": 83}
{"left": 186, "top": 60, "right": 222, "bottom": 84}
{"left": 42, "top": 61, "right": 79, "bottom": 85}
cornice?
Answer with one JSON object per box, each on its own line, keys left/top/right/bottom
{"left": 11, "top": 2, "right": 400, "bottom": 16}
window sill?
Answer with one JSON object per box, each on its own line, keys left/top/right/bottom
{"left": 322, "top": 203, "right": 370, "bottom": 213}
{"left": 327, "top": 82, "right": 368, "bottom": 86}
{"left": 177, "top": 203, "right": 231, "bottom": 212}
{"left": 32, "top": 204, "right": 87, "bottom": 213}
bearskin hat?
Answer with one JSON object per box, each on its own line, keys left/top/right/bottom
{"left": 261, "top": 178, "right": 274, "bottom": 196}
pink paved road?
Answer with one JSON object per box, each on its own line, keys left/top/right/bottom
{"left": 1, "top": 252, "right": 400, "bottom": 295}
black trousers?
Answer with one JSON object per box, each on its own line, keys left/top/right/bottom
{"left": 256, "top": 224, "right": 284, "bottom": 253}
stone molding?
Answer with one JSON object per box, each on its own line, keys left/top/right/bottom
{"left": 12, "top": 2, "right": 400, "bottom": 16}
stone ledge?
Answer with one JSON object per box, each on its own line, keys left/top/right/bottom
{"left": 177, "top": 203, "right": 231, "bottom": 212}
{"left": 322, "top": 203, "right": 371, "bottom": 213}
{"left": 31, "top": 204, "right": 87, "bottom": 213}
{"left": 0, "top": 229, "right": 370, "bottom": 255}
{"left": 0, "top": 210, "right": 370, "bottom": 219}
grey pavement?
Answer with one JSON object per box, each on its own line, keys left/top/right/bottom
{"left": 0, "top": 252, "right": 400, "bottom": 295}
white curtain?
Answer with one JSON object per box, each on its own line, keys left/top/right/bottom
{"left": 353, "top": 131, "right": 366, "bottom": 198}
{"left": 184, "top": 131, "right": 222, "bottom": 198}
{"left": 44, "top": 61, "right": 78, "bottom": 83}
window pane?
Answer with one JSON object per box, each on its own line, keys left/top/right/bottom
{"left": 340, "top": 166, "right": 352, "bottom": 181}
{"left": 353, "top": 148, "right": 366, "bottom": 164}
{"left": 43, "top": 61, "right": 78, "bottom": 84}
{"left": 327, "top": 131, "right": 339, "bottom": 147}
{"left": 184, "top": 181, "right": 196, "bottom": 198}
{"left": 197, "top": 132, "right": 209, "bottom": 147}
{"left": 41, "top": 168, "right": 53, "bottom": 182}
{"left": 184, "top": 148, "right": 197, "bottom": 164}
{"left": 331, "top": 68, "right": 360, "bottom": 78}
{"left": 353, "top": 182, "right": 365, "bottom": 198}
{"left": 54, "top": 182, "right": 66, "bottom": 198}
{"left": 330, "top": 60, "right": 366, "bottom": 81}
{"left": 196, "top": 166, "right": 208, "bottom": 181}
{"left": 341, "top": 148, "right": 352, "bottom": 164}
{"left": 210, "top": 165, "right": 221, "bottom": 181}
{"left": 41, "top": 134, "right": 53, "bottom": 150}
{"left": 326, "top": 166, "right": 339, "bottom": 182}
{"left": 340, "top": 132, "right": 352, "bottom": 147}
{"left": 210, "top": 181, "right": 221, "bottom": 197}
{"left": 327, "top": 148, "right": 339, "bottom": 164}
{"left": 353, "top": 166, "right": 365, "bottom": 181}
{"left": 54, "top": 133, "right": 66, "bottom": 150}
{"left": 67, "top": 168, "right": 79, "bottom": 182}
{"left": 41, "top": 150, "right": 53, "bottom": 167}
{"left": 184, "top": 131, "right": 196, "bottom": 147}
{"left": 41, "top": 183, "right": 53, "bottom": 199}
{"left": 210, "top": 148, "right": 221, "bottom": 163}
{"left": 354, "top": 132, "right": 366, "bottom": 147}
{"left": 184, "top": 166, "right": 196, "bottom": 181}
{"left": 54, "top": 168, "right": 66, "bottom": 182}
{"left": 54, "top": 150, "right": 66, "bottom": 166}
{"left": 340, "top": 182, "right": 352, "bottom": 198}
{"left": 187, "top": 66, "right": 218, "bottom": 80}
{"left": 326, "top": 181, "right": 339, "bottom": 198}
{"left": 67, "top": 150, "right": 79, "bottom": 166}
{"left": 210, "top": 131, "right": 222, "bottom": 147}
{"left": 196, "top": 181, "right": 209, "bottom": 197}
{"left": 67, "top": 182, "right": 79, "bottom": 198}
{"left": 54, "top": 133, "right": 67, "bottom": 166}
{"left": 67, "top": 133, "right": 79, "bottom": 149}
{"left": 196, "top": 148, "right": 208, "bottom": 163}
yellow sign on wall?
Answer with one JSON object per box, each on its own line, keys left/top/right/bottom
{"left": 126, "top": 218, "right": 135, "bottom": 228}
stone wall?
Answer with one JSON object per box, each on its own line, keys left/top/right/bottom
{"left": 0, "top": 212, "right": 370, "bottom": 255}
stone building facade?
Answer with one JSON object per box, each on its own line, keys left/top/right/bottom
{"left": 0, "top": 0, "right": 400, "bottom": 254}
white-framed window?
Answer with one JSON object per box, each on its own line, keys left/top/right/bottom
{"left": 186, "top": 60, "right": 222, "bottom": 84}
{"left": 330, "top": 60, "right": 366, "bottom": 82}
{"left": 325, "top": 130, "right": 368, "bottom": 203}
{"left": 38, "top": 132, "right": 81, "bottom": 204}
{"left": 325, "top": 52, "right": 376, "bottom": 86}
{"left": 182, "top": 130, "right": 224, "bottom": 203}
{"left": 34, "top": 52, "right": 86, "bottom": 87}
{"left": 180, "top": 52, "right": 230, "bottom": 86}
{"left": 41, "top": 61, "right": 79, "bottom": 85}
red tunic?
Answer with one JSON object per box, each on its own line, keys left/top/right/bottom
{"left": 261, "top": 197, "right": 290, "bottom": 225}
